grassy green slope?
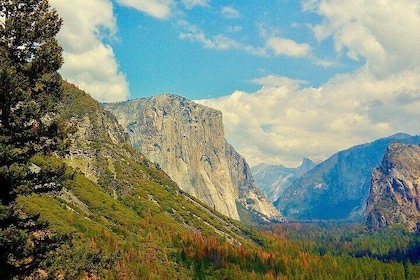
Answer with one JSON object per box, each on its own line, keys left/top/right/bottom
{"left": 14, "top": 82, "right": 420, "bottom": 279}
{"left": 16, "top": 82, "right": 268, "bottom": 279}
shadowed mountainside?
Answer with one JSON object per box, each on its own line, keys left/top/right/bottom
{"left": 275, "top": 133, "right": 420, "bottom": 221}
{"left": 251, "top": 158, "right": 317, "bottom": 202}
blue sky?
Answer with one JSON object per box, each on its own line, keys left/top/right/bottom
{"left": 51, "top": 0, "right": 420, "bottom": 167}
{"left": 51, "top": 0, "right": 362, "bottom": 100}
{"left": 110, "top": 0, "right": 348, "bottom": 99}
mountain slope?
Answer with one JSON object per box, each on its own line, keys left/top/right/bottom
{"left": 252, "top": 158, "right": 317, "bottom": 202}
{"left": 17, "top": 82, "right": 270, "bottom": 278}
{"left": 275, "top": 133, "right": 420, "bottom": 221}
{"left": 11, "top": 82, "right": 420, "bottom": 279}
{"left": 366, "top": 143, "right": 420, "bottom": 231}
{"left": 103, "top": 95, "right": 284, "bottom": 223}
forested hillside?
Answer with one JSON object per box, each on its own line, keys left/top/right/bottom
{"left": 1, "top": 1, "right": 420, "bottom": 279}
{"left": 276, "top": 134, "right": 420, "bottom": 221}
{"left": 16, "top": 81, "right": 418, "bottom": 279}
{"left": 2, "top": 57, "right": 419, "bottom": 280}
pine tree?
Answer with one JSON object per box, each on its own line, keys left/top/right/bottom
{"left": 0, "top": 0, "right": 66, "bottom": 278}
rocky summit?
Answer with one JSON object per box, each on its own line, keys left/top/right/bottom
{"left": 251, "top": 158, "right": 317, "bottom": 202}
{"left": 275, "top": 133, "right": 420, "bottom": 221}
{"left": 103, "top": 94, "right": 284, "bottom": 223}
{"left": 366, "top": 143, "right": 420, "bottom": 231}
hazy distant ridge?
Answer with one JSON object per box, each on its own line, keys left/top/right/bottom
{"left": 275, "top": 133, "right": 420, "bottom": 221}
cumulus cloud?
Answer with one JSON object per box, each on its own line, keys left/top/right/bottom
{"left": 61, "top": 44, "right": 129, "bottom": 102}
{"left": 266, "top": 37, "right": 311, "bottom": 57}
{"left": 199, "top": 70, "right": 420, "bottom": 167}
{"left": 258, "top": 24, "right": 312, "bottom": 58}
{"left": 221, "top": 6, "right": 242, "bottom": 19}
{"left": 303, "top": 0, "right": 420, "bottom": 77}
{"left": 182, "top": 0, "right": 210, "bottom": 9}
{"left": 115, "top": 0, "right": 173, "bottom": 19}
{"left": 50, "top": 0, "right": 129, "bottom": 102}
{"left": 198, "top": 0, "right": 420, "bottom": 167}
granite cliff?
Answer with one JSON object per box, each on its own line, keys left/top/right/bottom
{"left": 251, "top": 158, "right": 317, "bottom": 202}
{"left": 18, "top": 81, "right": 271, "bottom": 278}
{"left": 275, "top": 133, "right": 420, "bottom": 221}
{"left": 59, "top": 82, "right": 259, "bottom": 242}
{"left": 366, "top": 143, "right": 420, "bottom": 231}
{"left": 104, "top": 94, "right": 284, "bottom": 222}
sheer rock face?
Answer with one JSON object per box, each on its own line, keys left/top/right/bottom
{"left": 366, "top": 143, "right": 420, "bottom": 231}
{"left": 104, "top": 94, "right": 284, "bottom": 222}
{"left": 251, "top": 158, "right": 317, "bottom": 202}
{"left": 275, "top": 133, "right": 420, "bottom": 221}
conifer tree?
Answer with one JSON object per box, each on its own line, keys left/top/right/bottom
{"left": 0, "top": 0, "right": 66, "bottom": 278}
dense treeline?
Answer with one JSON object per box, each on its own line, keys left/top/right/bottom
{"left": 265, "top": 223, "right": 420, "bottom": 263}
{"left": 173, "top": 222, "right": 420, "bottom": 279}
{"left": 4, "top": 65, "right": 420, "bottom": 280}
{"left": 0, "top": 0, "right": 68, "bottom": 278}
{"left": 18, "top": 153, "right": 420, "bottom": 279}
{"left": 6, "top": 73, "right": 420, "bottom": 280}
{"left": 261, "top": 223, "right": 420, "bottom": 279}
{"left": 2, "top": 0, "right": 420, "bottom": 279}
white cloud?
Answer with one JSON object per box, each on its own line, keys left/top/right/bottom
{"left": 252, "top": 75, "right": 308, "bottom": 89}
{"left": 50, "top": 0, "right": 129, "bottom": 102}
{"left": 50, "top": 0, "right": 116, "bottom": 53}
{"left": 195, "top": 1, "right": 420, "bottom": 167}
{"left": 179, "top": 21, "right": 313, "bottom": 58}
{"left": 182, "top": 0, "right": 210, "bottom": 9}
{"left": 62, "top": 44, "right": 129, "bottom": 102}
{"left": 303, "top": 0, "right": 420, "bottom": 77}
{"left": 266, "top": 37, "right": 311, "bottom": 57}
{"left": 258, "top": 24, "right": 312, "bottom": 58}
{"left": 221, "top": 6, "right": 242, "bottom": 19}
{"left": 115, "top": 0, "right": 173, "bottom": 19}
{"left": 179, "top": 20, "right": 315, "bottom": 60}
{"left": 178, "top": 21, "right": 266, "bottom": 55}
{"left": 199, "top": 70, "right": 420, "bottom": 167}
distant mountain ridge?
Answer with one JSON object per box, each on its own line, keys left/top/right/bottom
{"left": 251, "top": 158, "right": 317, "bottom": 202}
{"left": 275, "top": 133, "right": 420, "bottom": 221}
{"left": 103, "top": 94, "right": 284, "bottom": 223}
{"left": 366, "top": 143, "right": 420, "bottom": 231}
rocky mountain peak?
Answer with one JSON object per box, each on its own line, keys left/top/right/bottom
{"left": 251, "top": 158, "right": 317, "bottom": 203}
{"left": 103, "top": 95, "right": 284, "bottom": 223}
{"left": 296, "top": 158, "right": 318, "bottom": 177}
{"left": 276, "top": 134, "right": 420, "bottom": 221}
{"left": 365, "top": 143, "right": 420, "bottom": 231}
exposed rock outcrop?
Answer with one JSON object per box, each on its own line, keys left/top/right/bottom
{"left": 275, "top": 133, "right": 420, "bottom": 221}
{"left": 54, "top": 82, "right": 257, "bottom": 257}
{"left": 365, "top": 143, "right": 420, "bottom": 231}
{"left": 104, "top": 94, "right": 284, "bottom": 222}
{"left": 251, "top": 158, "right": 317, "bottom": 202}
{"left": 62, "top": 83, "right": 132, "bottom": 185}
